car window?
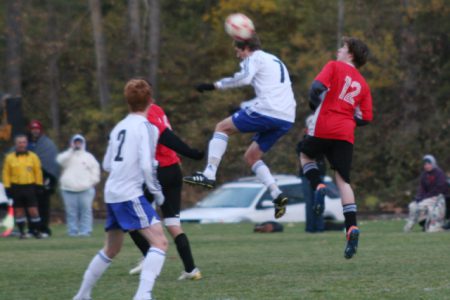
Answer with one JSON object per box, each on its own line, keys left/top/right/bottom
{"left": 256, "top": 183, "right": 304, "bottom": 209}
{"left": 280, "top": 184, "right": 304, "bottom": 204}
{"left": 196, "top": 187, "right": 261, "bottom": 208}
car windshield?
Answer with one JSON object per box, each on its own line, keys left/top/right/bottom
{"left": 196, "top": 186, "right": 261, "bottom": 208}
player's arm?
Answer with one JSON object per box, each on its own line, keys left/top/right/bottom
{"left": 309, "top": 61, "right": 335, "bottom": 111}
{"left": 139, "top": 122, "right": 164, "bottom": 205}
{"left": 309, "top": 80, "right": 328, "bottom": 111}
{"left": 354, "top": 88, "right": 373, "bottom": 127}
{"left": 102, "top": 137, "right": 113, "bottom": 172}
{"left": 215, "top": 57, "right": 256, "bottom": 89}
{"left": 158, "top": 128, "right": 204, "bottom": 160}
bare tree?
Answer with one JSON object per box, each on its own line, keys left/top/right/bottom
{"left": 5, "top": 0, "right": 23, "bottom": 97}
{"left": 89, "top": 0, "right": 110, "bottom": 110}
{"left": 337, "top": 0, "right": 344, "bottom": 49}
{"left": 148, "top": 0, "right": 160, "bottom": 97}
{"left": 46, "top": 1, "right": 61, "bottom": 142}
{"left": 127, "top": 0, "right": 143, "bottom": 77}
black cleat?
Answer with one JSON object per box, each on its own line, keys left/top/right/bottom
{"left": 312, "top": 184, "right": 327, "bottom": 216}
{"left": 344, "top": 226, "right": 360, "bottom": 259}
{"left": 183, "top": 172, "right": 216, "bottom": 189}
{"left": 272, "top": 193, "right": 288, "bottom": 219}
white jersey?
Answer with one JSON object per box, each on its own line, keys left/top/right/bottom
{"left": 215, "top": 50, "right": 296, "bottom": 123}
{"left": 102, "top": 114, "right": 161, "bottom": 204}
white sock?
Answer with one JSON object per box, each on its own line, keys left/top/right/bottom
{"left": 203, "top": 132, "right": 228, "bottom": 180}
{"left": 74, "top": 250, "right": 112, "bottom": 299}
{"left": 251, "top": 160, "right": 281, "bottom": 199}
{"left": 133, "top": 247, "right": 166, "bottom": 300}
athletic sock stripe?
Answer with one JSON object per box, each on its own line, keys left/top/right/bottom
{"left": 30, "top": 217, "right": 41, "bottom": 222}
{"left": 213, "top": 132, "right": 228, "bottom": 142}
{"left": 98, "top": 250, "right": 112, "bottom": 263}
{"left": 149, "top": 248, "right": 166, "bottom": 257}
{"left": 15, "top": 217, "right": 26, "bottom": 223}
{"left": 343, "top": 204, "right": 357, "bottom": 213}
{"left": 251, "top": 160, "right": 265, "bottom": 172}
{"left": 303, "top": 162, "right": 318, "bottom": 173}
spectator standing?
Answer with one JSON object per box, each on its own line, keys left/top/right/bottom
{"left": 56, "top": 134, "right": 100, "bottom": 237}
{"left": 404, "top": 154, "right": 448, "bottom": 232}
{"left": 2, "top": 134, "right": 43, "bottom": 239}
{"left": 297, "top": 115, "right": 326, "bottom": 233}
{"left": 28, "top": 120, "right": 59, "bottom": 237}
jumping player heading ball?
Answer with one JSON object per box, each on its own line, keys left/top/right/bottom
{"left": 183, "top": 34, "right": 297, "bottom": 219}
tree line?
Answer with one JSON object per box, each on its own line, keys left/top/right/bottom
{"left": 1, "top": 0, "right": 449, "bottom": 211}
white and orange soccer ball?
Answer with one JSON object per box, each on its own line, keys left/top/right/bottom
{"left": 224, "top": 13, "right": 255, "bottom": 41}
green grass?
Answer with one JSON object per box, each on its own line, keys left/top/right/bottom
{"left": 1, "top": 220, "right": 450, "bottom": 300}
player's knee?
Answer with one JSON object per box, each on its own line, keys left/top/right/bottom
{"left": 154, "top": 235, "right": 169, "bottom": 252}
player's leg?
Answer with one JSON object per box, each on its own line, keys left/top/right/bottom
{"left": 25, "top": 186, "right": 42, "bottom": 238}
{"left": 299, "top": 137, "right": 328, "bottom": 215}
{"left": 134, "top": 222, "right": 168, "bottom": 300}
{"left": 331, "top": 140, "right": 359, "bottom": 259}
{"left": 73, "top": 229, "right": 123, "bottom": 300}
{"left": 244, "top": 117, "right": 293, "bottom": 218}
{"left": 160, "top": 164, "right": 201, "bottom": 280}
{"left": 184, "top": 116, "right": 238, "bottom": 188}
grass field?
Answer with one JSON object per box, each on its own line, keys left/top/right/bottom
{"left": 1, "top": 220, "right": 450, "bottom": 300}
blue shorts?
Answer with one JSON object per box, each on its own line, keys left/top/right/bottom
{"left": 105, "top": 196, "right": 160, "bottom": 232}
{"left": 232, "top": 109, "right": 293, "bottom": 152}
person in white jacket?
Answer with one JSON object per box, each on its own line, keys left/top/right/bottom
{"left": 57, "top": 134, "right": 100, "bottom": 236}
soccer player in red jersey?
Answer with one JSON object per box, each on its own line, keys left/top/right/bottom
{"left": 299, "top": 37, "right": 372, "bottom": 259}
{"left": 128, "top": 94, "right": 204, "bottom": 280}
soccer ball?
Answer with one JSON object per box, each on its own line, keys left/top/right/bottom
{"left": 224, "top": 13, "right": 255, "bottom": 41}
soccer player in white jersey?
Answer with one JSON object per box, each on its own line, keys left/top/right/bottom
{"left": 73, "top": 79, "right": 167, "bottom": 300}
{"left": 184, "top": 35, "right": 297, "bottom": 219}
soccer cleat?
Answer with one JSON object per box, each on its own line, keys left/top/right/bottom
{"left": 178, "top": 267, "right": 202, "bottom": 281}
{"left": 272, "top": 193, "right": 288, "bottom": 219}
{"left": 129, "top": 257, "right": 144, "bottom": 275}
{"left": 73, "top": 296, "right": 92, "bottom": 300}
{"left": 183, "top": 172, "right": 215, "bottom": 189}
{"left": 312, "top": 184, "right": 327, "bottom": 216}
{"left": 344, "top": 226, "right": 360, "bottom": 259}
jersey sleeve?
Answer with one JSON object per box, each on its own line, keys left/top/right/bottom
{"left": 139, "top": 122, "right": 162, "bottom": 195}
{"left": 314, "top": 61, "right": 336, "bottom": 88}
{"left": 215, "top": 57, "right": 257, "bottom": 89}
{"left": 357, "top": 86, "right": 373, "bottom": 122}
{"left": 102, "top": 136, "right": 113, "bottom": 172}
{"left": 147, "top": 105, "right": 168, "bottom": 135}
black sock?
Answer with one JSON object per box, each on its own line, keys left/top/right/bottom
{"left": 29, "top": 217, "right": 41, "bottom": 235}
{"left": 16, "top": 217, "right": 26, "bottom": 234}
{"left": 303, "top": 162, "right": 322, "bottom": 190}
{"left": 129, "top": 230, "right": 150, "bottom": 256}
{"left": 175, "top": 233, "right": 195, "bottom": 272}
{"left": 343, "top": 204, "right": 357, "bottom": 232}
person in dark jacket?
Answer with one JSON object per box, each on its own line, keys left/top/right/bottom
{"left": 404, "top": 154, "right": 448, "bottom": 232}
{"left": 27, "top": 120, "right": 59, "bottom": 237}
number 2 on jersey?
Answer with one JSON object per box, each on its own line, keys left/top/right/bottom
{"left": 339, "top": 75, "right": 361, "bottom": 105}
{"left": 114, "top": 129, "right": 126, "bottom": 161}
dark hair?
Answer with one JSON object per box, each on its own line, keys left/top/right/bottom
{"left": 342, "top": 37, "right": 369, "bottom": 68}
{"left": 234, "top": 34, "right": 261, "bottom": 51}
{"left": 124, "top": 79, "right": 152, "bottom": 112}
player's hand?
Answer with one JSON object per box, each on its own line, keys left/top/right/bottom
{"left": 195, "top": 83, "right": 215, "bottom": 93}
{"left": 153, "top": 192, "right": 165, "bottom": 206}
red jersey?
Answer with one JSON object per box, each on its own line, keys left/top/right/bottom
{"left": 308, "top": 61, "right": 373, "bottom": 144}
{"left": 147, "top": 104, "right": 181, "bottom": 167}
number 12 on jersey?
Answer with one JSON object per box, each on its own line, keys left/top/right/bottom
{"left": 339, "top": 75, "right": 361, "bottom": 105}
